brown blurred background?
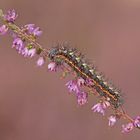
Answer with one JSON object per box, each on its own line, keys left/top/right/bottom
{"left": 0, "top": 0, "right": 140, "bottom": 140}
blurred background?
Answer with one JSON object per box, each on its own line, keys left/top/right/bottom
{"left": 0, "top": 0, "right": 140, "bottom": 139}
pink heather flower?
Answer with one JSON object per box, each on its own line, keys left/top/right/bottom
{"left": 0, "top": 25, "right": 8, "bottom": 35}
{"left": 27, "top": 48, "right": 36, "bottom": 57}
{"left": 32, "top": 27, "right": 42, "bottom": 37}
{"left": 77, "top": 91, "right": 88, "bottom": 105}
{"left": 66, "top": 80, "right": 80, "bottom": 93}
{"left": 92, "top": 103, "right": 105, "bottom": 115}
{"left": 22, "top": 48, "right": 36, "bottom": 58}
{"left": 48, "top": 62, "right": 57, "bottom": 71}
{"left": 12, "top": 38, "right": 24, "bottom": 51}
{"left": 108, "top": 115, "right": 117, "bottom": 126}
{"left": 85, "top": 78, "right": 94, "bottom": 86}
{"left": 4, "top": 9, "right": 18, "bottom": 22}
{"left": 133, "top": 116, "right": 140, "bottom": 128}
{"left": 24, "top": 24, "right": 42, "bottom": 37}
{"left": 77, "top": 78, "right": 85, "bottom": 87}
{"left": 37, "top": 57, "right": 45, "bottom": 66}
{"left": 122, "top": 123, "right": 134, "bottom": 133}
{"left": 102, "top": 101, "right": 110, "bottom": 109}
{"left": 91, "top": 101, "right": 110, "bottom": 116}
{"left": 21, "top": 47, "right": 29, "bottom": 57}
{"left": 24, "top": 24, "right": 35, "bottom": 34}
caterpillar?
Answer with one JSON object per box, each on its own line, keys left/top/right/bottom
{"left": 48, "top": 44, "right": 123, "bottom": 108}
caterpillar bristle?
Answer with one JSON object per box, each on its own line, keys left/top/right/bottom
{"left": 48, "top": 45, "right": 123, "bottom": 108}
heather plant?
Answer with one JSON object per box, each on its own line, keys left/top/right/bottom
{"left": 0, "top": 9, "right": 140, "bottom": 133}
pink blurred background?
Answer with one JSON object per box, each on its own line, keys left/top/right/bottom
{"left": 0, "top": 0, "right": 140, "bottom": 139}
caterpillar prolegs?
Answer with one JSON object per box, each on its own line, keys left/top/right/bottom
{"left": 48, "top": 44, "right": 123, "bottom": 108}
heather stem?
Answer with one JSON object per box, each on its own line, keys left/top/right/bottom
{"left": 0, "top": 9, "right": 139, "bottom": 131}
{"left": 0, "top": 13, "right": 48, "bottom": 57}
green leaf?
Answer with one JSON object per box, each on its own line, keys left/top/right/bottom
{"left": 36, "top": 47, "right": 43, "bottom": 54}
{"left": 27, "top": 44, "right": 33, "bottom": 49}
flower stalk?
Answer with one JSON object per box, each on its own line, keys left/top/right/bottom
{"left": 0, "top": 9, "right": 140, "bottom": 133}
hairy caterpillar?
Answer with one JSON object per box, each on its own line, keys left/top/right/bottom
{"left": 48, "top": 44, "right": 123, "bottom": 108}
